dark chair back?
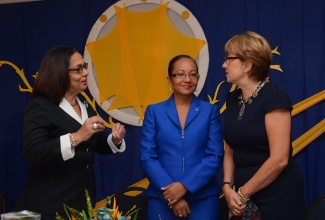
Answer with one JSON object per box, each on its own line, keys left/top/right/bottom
{"left": 0, "top": 192, "right": 5, "bottom": 214}
{"left": 307, "top": 194, "right": 325, "bottom": 220}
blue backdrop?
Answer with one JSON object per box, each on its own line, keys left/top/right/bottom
{"left": 0, "top": 0, "right": 324, "bottom": 213}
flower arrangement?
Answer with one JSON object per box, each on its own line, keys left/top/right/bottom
{"left": 55, "top": 189, "right": 141, "bottom": 220}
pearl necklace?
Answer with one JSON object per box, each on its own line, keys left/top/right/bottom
{"left": 237, "top": 80, "right": 267, "bottom": 120}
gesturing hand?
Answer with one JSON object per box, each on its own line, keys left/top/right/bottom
{"left": 111, "top": 122, "right": 125, "bottom": 145}
{"left": 71, "top": 116, "right": 105, "bottom": 147}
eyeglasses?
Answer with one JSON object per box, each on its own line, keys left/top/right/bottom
{"left": 224, "top": 56, "right": 239, "bottom": 65}
{"left": 68, "top": 63, "right": 88, "bottom": 74}
{"left": 171, "top": 73, "right": 200, "bottom": 80}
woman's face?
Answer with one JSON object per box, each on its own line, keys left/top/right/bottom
{"left": 67, "top": 52, "right": 89, "bottom": 95}
{"left": 167, "top": 58, "right": 199, "bottom": 96}
{"left": 222, "top": 52, "right": 247, "bottom": 84}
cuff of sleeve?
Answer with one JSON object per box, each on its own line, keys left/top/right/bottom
{"left": 107, "top": 133, "right": 126, "bottom": 153}
{"left": 60, "top": 134, "right": 75, "bottom": 161}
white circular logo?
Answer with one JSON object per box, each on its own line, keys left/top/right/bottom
{"left": 84, "top": 0, "right": 208, "bottom": 126}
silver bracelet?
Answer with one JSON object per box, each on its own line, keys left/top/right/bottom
{"left": 69, "top": 133, "right": 75, "bottom": 148}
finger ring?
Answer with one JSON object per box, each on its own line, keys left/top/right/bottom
{"left": 168, "top": 199, "right": 171, "bottom": 202}
{"left": 93, "top": 123, "right": 98, "bottom": 130}
{"left": 178, "top": 214, "right": 183, "bottom": 217}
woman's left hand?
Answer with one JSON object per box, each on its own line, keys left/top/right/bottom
{"left": 111, "top": 122, "right": 125, "bottom": 145}
{"left": 172, "top": 198, "right": 191, "bottom": 218}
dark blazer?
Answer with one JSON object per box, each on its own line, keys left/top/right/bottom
{"left": 140, "top": 95, "right": 224, "bottom": 202}
{"left": 16, "top": 96, "right": 114, "bottom": 216}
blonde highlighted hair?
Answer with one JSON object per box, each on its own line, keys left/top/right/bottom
{"left": 225, "top": 31, "right": 272, "bottom": 81}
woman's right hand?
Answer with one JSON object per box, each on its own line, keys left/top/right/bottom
{"left": 162, "top": 182, "right": 187, "bottom": 205}
{"left": 223, "top": 186, "right": 246, "bottom": 217}
{"left": 71, "top": 116, "right": 105, "bottom": 147}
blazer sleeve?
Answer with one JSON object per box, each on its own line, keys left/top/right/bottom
{"left": 23, "top": 99, "right": 64, "bottom": 168}
{"left": 140, "top": 105, "right": 174, "bottom": 196}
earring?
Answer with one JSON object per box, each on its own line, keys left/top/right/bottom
{"left": 169, "top": 86, "right": 172, "bottom": 91}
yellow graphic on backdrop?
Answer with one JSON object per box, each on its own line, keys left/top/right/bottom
{"left": 0, "top": 2, "right": 323, "bottom": 155}
{"left": 86, "top": 2, "right": 205, "bottom": 122}
{"left": 0, "top": 60, "right": 324, "bottom": 155}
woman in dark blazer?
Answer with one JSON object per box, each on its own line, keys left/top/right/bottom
{"left": 15, "top": 46, "right": 126, "bottom": 219}
{"left": 140, "top": 55, "right": 224, "bottom": 219}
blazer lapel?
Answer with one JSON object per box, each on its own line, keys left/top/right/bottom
{"left": 164, "top": 95, "right": 181, "bottom": 128}
{"left": 164, "top": 95, "right": 201, "bottom": 129}
{"left": 185, "top": 96, "right": 200, "bottom": 128}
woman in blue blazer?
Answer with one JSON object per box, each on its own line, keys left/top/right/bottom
{"left": 140, "top": 55, "right": 224, "bottom": 219}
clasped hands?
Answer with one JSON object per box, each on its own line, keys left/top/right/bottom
{"left": 223, "top": 187, "right": 247, "bottom": 217}
{"left": 161, "top": 182, "right": 191, "bottom": 218}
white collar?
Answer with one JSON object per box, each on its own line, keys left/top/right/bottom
{"left": 59, "top": 97, "right": 88, "bottom": 124}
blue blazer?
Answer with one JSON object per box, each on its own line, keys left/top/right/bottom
{"left": 140, "top": 95, "right": 224, "bottom": 202}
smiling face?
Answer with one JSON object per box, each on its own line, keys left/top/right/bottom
{"left": 66, "top": 52, "right": 89, "bottom": 96}
{"left": 167, "top": 57, "right": 199, "bottom": 97}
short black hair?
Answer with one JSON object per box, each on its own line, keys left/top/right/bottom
{"left": 168, "top": 55, "right": 198, "bottom": 76}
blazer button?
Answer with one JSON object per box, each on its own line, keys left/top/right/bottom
{"left": 87, "top": 148, "right": 90, "bottom": 152}
{"left": 87, "top": 165, "right": 90, "bottom": 169}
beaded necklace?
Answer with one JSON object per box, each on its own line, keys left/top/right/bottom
{"left": 237, "top": 80, "right": 267, "bottom": 120}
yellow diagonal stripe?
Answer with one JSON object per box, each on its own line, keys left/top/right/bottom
{"left": 292, "top": 119, "right": 325, "bottom": 156}
{"left": 292, "top": 90, "right": 325, "bottom": 116}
